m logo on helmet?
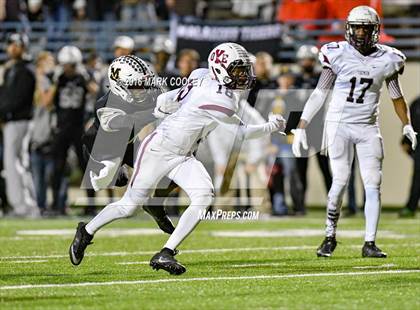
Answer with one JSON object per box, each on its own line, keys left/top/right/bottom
{"left": 110, "top": 67, "right": 121, "bottom": 81}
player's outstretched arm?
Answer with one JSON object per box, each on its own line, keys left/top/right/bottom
{"left": 387, "top": 74, "right": 417, "bottom": 150}
{"left": 292, "top": 68, "right": 336, "bottom": 157}
{"left": 153, "top": 88, "right": 181, "bottom": 118}
{"left": 215, "top": 112, "right": 286, "bottom": 140}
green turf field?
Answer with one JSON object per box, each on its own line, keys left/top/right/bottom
{"left": 0, "top": 211, "right": 419, "bottom": 309}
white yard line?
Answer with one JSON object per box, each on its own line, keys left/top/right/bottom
{"left": 0, "top": 270, "right": 418, "bottom": 291}
{"left": 3, "top": 260, "right": 48, "bottom": 264}
{"left": 353, "top": 264, "right": 397, "bottom": 269}
{"left": 1, "top": 243, "right": 419, "bottom": 261}
{"left": 115, "top": 261, "right": 150, "bottom": 265}
{"left": 230, "top": 263, "right": 286, "bottom": 268}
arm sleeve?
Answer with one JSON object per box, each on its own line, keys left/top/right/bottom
{"left": 386, "top": 74, "right": 404, "bottom": 99}
{"left": 300, "top": 68, "right": 336, "bottom": 123}
{"left": 209, "top": 113, "right": 279, "bottom": 140}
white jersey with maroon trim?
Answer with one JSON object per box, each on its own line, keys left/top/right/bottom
{"left": 157, "top": 68, "right": 241, "bottom": 154}
{"left": 319, "top": 41, "right": 406, "bottom": 124}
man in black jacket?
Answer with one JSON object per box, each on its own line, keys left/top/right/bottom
{"left": 400, "top": 96, "right": 420, "bottom": 217}
{"left": 0, "top": 33, "right": 38, "bottom": 217}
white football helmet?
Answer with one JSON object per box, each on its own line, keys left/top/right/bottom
{"left": 345, "top": 6, "right": 380, "bottom": 53}
{"left": 296, "top": 45, "right": 319, "bottom": 60}
{"left": 57, "top": 45, "right": 82, "bottom": 65}
{"left": 108, "top": 55, "right": 156, "bottom": 104}
{"left": 208, "top": 42, "right": 255, "bottom": 90}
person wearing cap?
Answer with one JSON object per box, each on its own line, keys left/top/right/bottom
{"left": 152, "top": 35, "right": 175, "bottom": 77}
{"left": 50, "top": 45, "right": 89, "bottom": 215}
{"left": 0, "top": 33, "right": 38, "bottom": 217}
{"left": 97, "top": 36, "right": 135, "bottom": 98}
{"left": 113, "top": 36, "right": 135, "bottom": 58}
{"left": 293, "top": 45, "right": 332, "bottom": 212}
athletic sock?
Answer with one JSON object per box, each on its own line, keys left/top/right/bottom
{"left": 364, "top": 187, "right": 381, "bottom": 242}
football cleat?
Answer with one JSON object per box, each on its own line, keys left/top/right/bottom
{"left": 142, "top": 205, "right": 175, "bottom": 234}
{"left": 69, "top": 222, "right": 93, "bottom": 266}
{"left": 316, "top": 236, "right": 337, "bottom": 257}
{"left": 362, "top": 242, "right": 387, "bottom": 258}
{"left": 150, "top": 248, "right": 186, "bottom": 275}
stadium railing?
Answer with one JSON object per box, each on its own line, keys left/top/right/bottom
{"left": 0, "top": 18, "right": 418, "bottom": 62}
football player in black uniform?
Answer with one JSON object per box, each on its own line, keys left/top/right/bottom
{"left": 79, "top": 55, "right": 179, "bottom": 239}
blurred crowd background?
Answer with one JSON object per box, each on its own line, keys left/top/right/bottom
{"left": 0, "top": 0, "right": 419, "bottom": 219}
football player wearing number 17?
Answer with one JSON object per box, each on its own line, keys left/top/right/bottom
{"left": 292, "top": 6, "right": 417, "bottom": 258}
{"left": 69, "top": 42, "right": 286, "bottom": 275}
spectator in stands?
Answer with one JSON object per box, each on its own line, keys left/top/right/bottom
{"left": 167, "top": 48, "right": 199, "bottom": 90}
{"left": 248, "top": 51, "right": 277, "bottom": 108}
{"left": 166, "top": 0, "right": 199, "bottom": 47}
{"left": 27, "top": 0, "right": 46, "bottom": 22}
{"left": 113, "top": 35, "right": 135, "bottom": 58}
{"left": 400, "top": 96, "right": 420, "bottom": 217}
{"left": 30, "top": 51, "right": 56, "bottom": 215}
{"left": 276, "top": 0, "right": 327, "bottom": 33}
{"left": 71, "top": 0, "right": 90, "bottom": 47}
{"left": 231, "top": 0, "right": 276, "bottom": 21}
{"left": 152, "top": 35, "right": 175, "bottom": 78}
{"left": 269, "top": 71, "right": 305, "bottom": 215}
{"left": 50, "top": 45, "right": 89, "bottom": 215}
{"left": 293, "top": 45, "right": 332, "bottom": 207}
{"left": 319, "top": 0, "right": 394, "bottom": 44}
{"left": 85, "top": 0, "right": 118, "bottom": 21}
{"left": 120, "top": 0, "right": 158, "bottom": 23}
{"left": 0, "top": 0, "right": 26, "bottom": 22}
{"left": 44, "top": 0, "right": 72, "bottom": 23}
{"left": 0, "top": 33, "right": 38, "bottom": 217}
{"left": 98, "top": 36, "right": 135, "bottom": 98}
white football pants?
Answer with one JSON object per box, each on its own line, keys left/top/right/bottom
{"left": 86, "top": 131, "right": 214, "bottom": 250}
{"left": 324, "top": 122, "right": 383, "bottom": 242}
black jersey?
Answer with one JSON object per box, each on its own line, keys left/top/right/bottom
{"left": 54, "top": 73, "right": 87, "bottom": 128}
{"left": 83, "top": 91, "right": 157, "bottom": 166}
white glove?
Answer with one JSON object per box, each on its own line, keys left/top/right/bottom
{"left": 89, "top": 158, "right": 121, "bottom": 191}
{"left": 291, "top": 128, "right": 308, "bottom": 157}
{"left": 268, "top": 113, "right": 286, "bottom": 134}
{"left": 403, "top": 124, "right": 418, "bottom": 150}
{"left": 97, "top": 107, "right": 126, "bottom": 132}
{"left": 153, "top": 98, "right": 180, "bottom": 119}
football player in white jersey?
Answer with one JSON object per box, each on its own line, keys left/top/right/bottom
{"left": 292, "top": 6, "right": 417, "bottom": 258}
{"left": 69, "top": 42, "right": 286, "bottom": 274}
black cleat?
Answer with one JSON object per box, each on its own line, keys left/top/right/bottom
{"left": 317, "top": 236, "right": 337, "bottom": 257}
{"left": 143, "top": 205, "right": 175, "bottom": 234}
{"left": 150, "top": 248, "right": 186, "bottom": 275}
{"left": 69, "top": 222, "right": 93, "bottom": 266}
{"left": 362, "top": 242, "right": 387, "bottom": 258}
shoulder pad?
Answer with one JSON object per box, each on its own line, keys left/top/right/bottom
{"left": 319, "top": 42, "right": 343, "bottom": 70}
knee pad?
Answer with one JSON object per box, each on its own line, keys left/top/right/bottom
{"left": 190, "top": 191, "right": 214, "bottom": 210}
{"left": 114, "top": 190, "right": 148, "bottom": 217}
{"left": 362, "top": 169, "right": 382, "bottom": 188}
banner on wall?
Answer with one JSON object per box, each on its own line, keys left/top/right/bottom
{"left": 176, "top": 22, "right": 282, "bottom": 59}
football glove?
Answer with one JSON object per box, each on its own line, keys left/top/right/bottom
{"left": 97, "top": 107, "right": 126, "bottom": 132}
{"left": 268, "top": 113, "right": 286, "bottom": 134}
{"left": 291, "top": 128, "right": 308, "bottom": 157}
{"left": 89, "top": 158, "right": 121, "bottom": 191}
{"left": 403, "top": 124, "right": 418, "bottom": 150}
